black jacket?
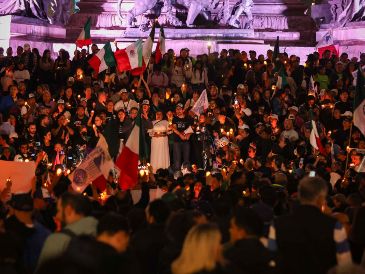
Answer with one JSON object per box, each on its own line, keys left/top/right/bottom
{"left": 224, "top": 238, "right": 274, "bottom": 274}
{"left": 274, "top": 205, "right": 338, "bottom": 274}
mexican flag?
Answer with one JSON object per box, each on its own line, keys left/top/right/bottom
{"left": 130, "top": 25, "right": 156, "bottom": 75}
{"left": 310, "top": 113, "right": 325, "bottom": 155}
{"left": 116, "top": 114, "right": 148, "bottom": 190}
{"left": 155, "top": 26, "right": 166, "bottom": 63}
{"left": 88, "top": 42, "right": 116, "bottom": 74}
{"left": 76, "top": 17, "right": 92, "bottom": 48}
{"left": 114, "top": 39, "right": 143, "bottom": 72}
{"left": 354, "top": 67, "right": 365, "bottom": 136}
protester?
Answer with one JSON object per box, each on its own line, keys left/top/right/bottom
{"left": 0, "top": 44, "right": 365, "bottom": 274}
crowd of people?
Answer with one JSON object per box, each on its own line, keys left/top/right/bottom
{"left": 0, "top": 42, "right": 365, "bottom": 274}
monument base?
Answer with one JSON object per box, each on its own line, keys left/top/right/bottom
{"left": 6, "top": 15, "right": 315, "bottom": 62}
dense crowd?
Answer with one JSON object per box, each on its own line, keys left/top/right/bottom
{"left": 0, "top": 43, "right": 365, "bottom": 274}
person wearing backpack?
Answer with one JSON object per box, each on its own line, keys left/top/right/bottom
{"left": 37, "top": 192, "right": 98, "bottom": 268}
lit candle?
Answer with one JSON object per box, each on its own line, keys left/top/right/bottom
{"left": 264, "top": 61, "right": 267, "bottom": 65}
{"left": 56, "top": 168, "right": 62, "bottom": 176}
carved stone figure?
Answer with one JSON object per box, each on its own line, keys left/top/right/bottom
{"left": 227, "top": 0, "right": 254, "bottom": 28}
{"left": 330, "top": 0, "right": 365, "bottom": 26}
{"left": 0, "top": 0, "right": 74, "bottom": 25}
{"left": 118, "top": 0, "right": 253, "bottom": 29}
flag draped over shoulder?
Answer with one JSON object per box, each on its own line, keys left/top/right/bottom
{"left": 317, "top": 31, "right": 338, "bottom": 57}
{"left": 76, "top": 17, "right": 92, "bottom": 48}
{"left": 353, "top": 67, "right": 365, "bottom": 136}
{"left": 88, "top": 42, "right": 116, "bottom": 74}
{"left": 191, "top": 89, "right": 209, "bottom": 115}
{"left": 115, "top": 25, "right": 155, "bottom": 76}
{"left": 155, "top": 26, "right": 166, "bottom": 63}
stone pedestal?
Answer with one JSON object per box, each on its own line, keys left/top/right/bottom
{"left": 3, "top": 0, "right": 316, "bottom": 61}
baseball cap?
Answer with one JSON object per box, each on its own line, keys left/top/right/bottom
{"left": 237, "top": 84, "right": 245, "bottom": 89}
{"left": 269, "top": 114, "right": 279, "bottom": 120}
{"left": 80, "top": 97, "right": 87, "bottom": 102}
{"left": 67, "top": 76, "right": 75, "bottom": 83}
{"left": 28, "top": 93, "right": 35, "bottom": 99}
{"left": 288, "top": 106, "right": 298, "bottom": 112}
{"left": 238, "top": 124, "right": 250, "bottom": 130}
{"left": 9, "top": 193, "right": 33, "bottom": 211}
{"left": 341, "top": 111, "right": 353, "bottom": 117}
{"left": 57, "top": 99, "right": 65, "bottom": 104}
{"left": 218, "top": 137, "right": 229, "bottom": 148}
{"left": 142, "top": 99, "right": 150, "bottom": 106}
{"left": 176, "top": 103, "right": 183, "bottom": 109}
{"left": 120, "top": 88, "right": 128, "bottom": 93}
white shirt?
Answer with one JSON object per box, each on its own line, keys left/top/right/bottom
{"left": 114, "top": 99, "right": 139, "bottom": 113}
{"left": 13, "top": 69, "right": 30, "bottom": 84}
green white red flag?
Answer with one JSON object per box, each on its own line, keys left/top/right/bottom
{"left": 114, "top": 39, "right": 143, "bottom": 72}
{"left": 155, "top": 26, "right": 165, "bottom": 63}
{"left": 115, "top": 25, "right": 155, "bottom": 75}
{"left": 76, "top": 17, "right": 92, "bottom": 48}
{"left": 116, "top": 114, "right": 142, "bottom": 190}
{"left": 88, "top": 42, "right": 116, "bottom": 74}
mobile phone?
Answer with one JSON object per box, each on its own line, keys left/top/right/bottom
{"left": 309, "top": 171, "right": 316, "bottom": 177}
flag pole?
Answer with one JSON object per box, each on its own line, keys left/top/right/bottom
{"left": 344, "top": 122, "right": 353, "bottom": 173}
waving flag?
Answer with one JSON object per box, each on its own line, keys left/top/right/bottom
{"left": 155, "top": 26, "right": 166, "bottom": 63}
{"left": 76, "top": 17, "right": 92, "bottom": 48}
{"left": 317, "top": 31, "right": 338, "bottom": 58}
{"left": 115, "top": 26, "right": 155, "bottom": 75}
{"left": 191, "top": 89, "right": 209, "bottom": 115}
{"left": 116, "top": 114, "right": 145, "bottom": 190}
{"left": 69, "top": 135, "right": 115, "bottom": 193}
{"left": 114, "top": 39, "right": 143, "bottom": 72}
{"left": 130, "top": 25, "right": 156, "bottom": 75}
{"left": 88, "top": 42, "right": 115, "bottom": 74}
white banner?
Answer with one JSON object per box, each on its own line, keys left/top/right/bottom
{"left": 191, "top": 89, "right": 209, "bottom": 116}
{"left": 0, "top": 160, "right": 35, "bottom": 193}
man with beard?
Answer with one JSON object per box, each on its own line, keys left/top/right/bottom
{"left": 37, "top": 193, "right": 98, "bottom": 268}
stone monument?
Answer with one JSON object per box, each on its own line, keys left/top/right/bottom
{"left": 0, "top": 0, "right": 317, "bottom": 60}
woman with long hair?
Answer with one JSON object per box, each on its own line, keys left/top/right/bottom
{"left": 190, "top": 61, "right": 208, "bottom": 91}
{"left": 171, "top": 223, "right": 223, "bottom": 274}
{"left": 54, "top": 49, "right": 71, "bottom": 86}
{"left": 39, "top": 49, "right": 54, "bottom": 85}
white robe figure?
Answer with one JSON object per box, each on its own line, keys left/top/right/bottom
{"left": 149, "top": 119, "right": 170, "bottom": 173}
